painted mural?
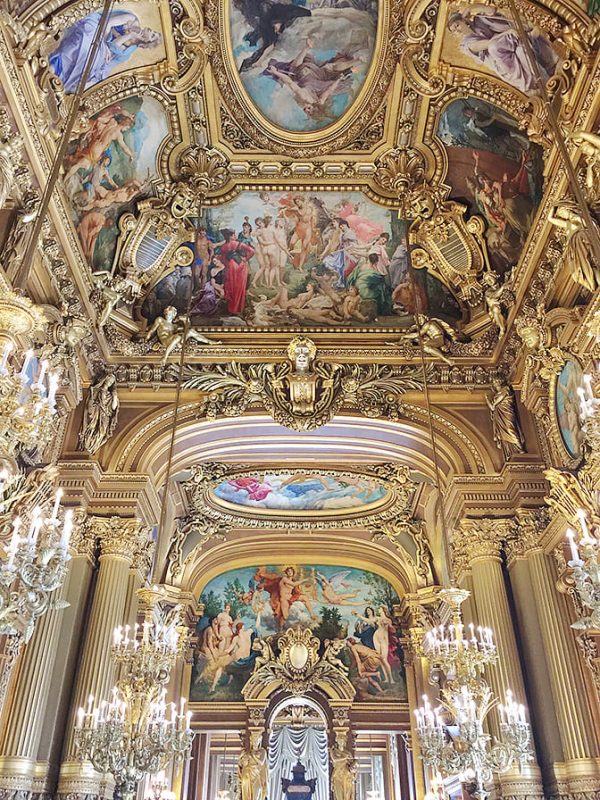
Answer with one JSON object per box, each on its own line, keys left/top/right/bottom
{"left": 190, "top": 564, "right": 407, "bottom": 702}
{"left": 212, "top": 472, "right": 388, "bottom": 511}
{"left": 442, "top": 4, "right": 559, "bottom": 95}
{"left": 49, "top": 4, "right": 165, "bottom": 93}
{"left": 555, "top": 358, "right": 584, "bottom": 459}
{"left": 141, "top": 191, "right": 462, "bottom": 329}
{"left": 64, "top": 96, "right": 169, "bottom": 272}
{"left": 437, "top": 97, "right": 544, "bottom": 275}
{"left": 230, "top": 0, "right": 377, "bottom": 131}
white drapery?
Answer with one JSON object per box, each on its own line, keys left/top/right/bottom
{"left": 268, "top": 726, "right": 329, "bottom": 800}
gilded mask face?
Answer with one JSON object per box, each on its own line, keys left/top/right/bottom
{"left": 294, "top": 345, "right": 311, "bottom": 371}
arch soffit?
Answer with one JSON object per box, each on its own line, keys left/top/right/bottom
{"left": 180, "top": 533, "right": 419, "bottom": 599}
{"left": 104, "top": 408, "right": 496, "bottom": 479}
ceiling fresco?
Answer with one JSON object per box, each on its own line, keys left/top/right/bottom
{"left": 0, "top": 0, "right": 597, "bottom": 368}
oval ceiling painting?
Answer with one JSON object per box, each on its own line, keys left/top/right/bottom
{"left": 211, "top": 471, "right": 389, "bottom": 513}
{"left": 229, "top": 0, "right": 378, "bottom": 132}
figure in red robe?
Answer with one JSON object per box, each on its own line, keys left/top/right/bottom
{"left": 219, "top": 229, "right": 255, "bottom": 315}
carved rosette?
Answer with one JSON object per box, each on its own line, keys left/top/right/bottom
{"left": 89, "top": 515, "right": 150, "bottom": 563}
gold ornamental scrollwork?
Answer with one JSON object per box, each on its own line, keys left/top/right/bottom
{"left": 183, "top": 336, "right": 431, "bottom": 432}
{"left": 242, "top": 626, "right": 355, "bottom": 699}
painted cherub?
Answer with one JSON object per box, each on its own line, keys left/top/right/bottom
{"left": 144, "top": 306, "right": 221, "bottom": 363}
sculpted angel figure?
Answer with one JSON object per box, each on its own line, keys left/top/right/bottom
{"left": 239, "top": 732, "right": 268, "bottom": 800}
{"left": 91, "top": 271, "right": 140, "bottom": 328}
{"left": 570, "top": 129, "right": 600, "bottom": 206}
{"left": 0, "top": 135, "right": 23, "bottom": 209}
{"left": 487, "top": 378, "right": 525, "bottom": 459}
{"left": 330, "top": 733, "right": 357, "bottom": 800}
{"left": 482, "top": 271, "right": 509, "bottom": 336}
{"left": 548, "top": 202, "right": 600, "bottom": 293}
{"left": 79, "top": 372, "right": 119, "bottom": 454}
{"left": 144, "top": 306, "right": 221, "bottom": 363}
{"left": 387, "top": 314, "right": 458, "bottom": 365}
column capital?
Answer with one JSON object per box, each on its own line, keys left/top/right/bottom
{"left": 68, "top": 509, "right": 96, "bottom": 563}
{"left": 88, "top": 515, "right": 149, "bottom": 562}
{"left": 453, "top": 517, "right": 514, "bottom": 573}
{"left": 505, "top": 508, "right": 549, "bottom": 565}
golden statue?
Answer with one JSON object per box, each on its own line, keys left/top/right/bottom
{"left": 144, "top": 306, "right": 221, "bottom": 363}
{"left": 486, "top": 378, "right": 525, "bottom": 460}
{"left": 78, "top": 372, "right": 120, "bottom": 454}
{"left": 0, "top": 135, "right": 22, "bottom": 209}
{"left": 548, "top": 202, "right": 600, "bottom": 293}
{"left": 387, "top": 314, "right": 458, "bottom": 365}
{"left": 239, "top": 731, "right": 268, "bottom": 800}
{"left": 91, "top": 271, "right": 140, "bottom": 329}
{"left": 330, "top": 732, "right": 356, "bottom": 800}
{"left": 482, "top": 271, "right": 508, "bottom": 337}
{"left": 285, "top": 337, "right": 319, "bottom": 415}
{"left": 570, "top": 129, "right": 600, "bottom": 206}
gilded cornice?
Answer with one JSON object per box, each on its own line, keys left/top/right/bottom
{"left": 88, "top": 515, "right": 150, "bottom": 563}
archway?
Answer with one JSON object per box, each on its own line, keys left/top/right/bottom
{"left": 268, "top": 697, "right": 330, "bottom": 800}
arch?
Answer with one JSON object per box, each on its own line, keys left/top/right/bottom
{"left": 105, "top": 409, "right": 496, "bottom": 480}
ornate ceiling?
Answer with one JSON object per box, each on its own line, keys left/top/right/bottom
{"left": 0, "top": 0, "right": 599, "bottom": 542}
{"left": 1, "top": 0, "right": 599, "bottom": 371}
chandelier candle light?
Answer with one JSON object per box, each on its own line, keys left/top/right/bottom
{"left": 74, "top": 606, "right": 195, "bottom": 800}
{"left": 564, "top": 368, "right": 600, "bottom": 630}
{"left": 415, "top": 589, "right": 533, "bottom": 800}
{"left": 0, "top": 343, "right": 59, "bottom": 470}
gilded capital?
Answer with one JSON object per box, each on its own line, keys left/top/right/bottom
{"left": 453, "top": 518, "right": 515, "bottom": 573}
{"left": 89, "top": 515, "right": 150, "bottom": 562}
{"left": 505, "top": 508, "right": 549, "bottom": 564}
{"left": 68, "top": 509, "right": 95, "bottom": 562}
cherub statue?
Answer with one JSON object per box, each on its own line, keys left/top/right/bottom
{"left": 144, "top": 306, "right": 221, "bottom": 363}
{"left": 0, "top": 135, "right": 22, "bottom": 209}
{"left": 570, "top": 129, "right": 600, "bottom": 206}
{"left": 91, "top": 271, "right": 140, "bottom": 328}
{"left": 486, "top": 378, "right": 525, "bottom": 460}
{"left": 323, "top": 638, "right": 348, "bottom": 673}
{"left": 548, "top": 202, "right": 600, "bottom": 293}
{"left": 482, "top": 271, "right": 510, "bottom": 337}
{"left": 387, "top": 314, "right": 458, "bottom": 365}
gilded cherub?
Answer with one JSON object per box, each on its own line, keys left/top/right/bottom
{"left": 387, "top": 314, "right": 458, "bottom": 365}
{"left": 91, "top": 271, "right": 140, "bottom": 328}
{"left": 144, "top": 306, "right": 221, "bottom": 363}
{"left": 570, "top": 129, "right": 600, "bottom": 206}
{"left": 482, "top": 271, "right": 510, "bottom": 337}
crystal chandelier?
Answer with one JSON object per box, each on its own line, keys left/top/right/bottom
{"left": 564, "top": 369, "right": 600, "bottom": 631}
{"left": 0, "top": 282, "right": 59, "bottom": 475}
{"left": 74, "top": 605, "right": 195, "bottom": 800}
{"left": 415, "top": 589, "right": 533, "bottom": 800}
{"left": 0, "top": 489, "right": 72, "bottom": 703}
{"left": 0, "top": 343, "right": 58, "bottom": 463}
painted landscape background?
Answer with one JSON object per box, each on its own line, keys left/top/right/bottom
{"left": 191, "top": 564, "right": 407, "bottom": 702}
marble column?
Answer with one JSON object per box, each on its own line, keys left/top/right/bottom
{"left": 0, "top": 511, "right": 95, "bottom": 799}
{"left": 58, "top": 516, "right": 149, "bottom": 799}
{"left": 456, "top": 518, "right": 544, "bottom": 799}
{"left": 526, "top": 547, "right": 600, "bottom": 795}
